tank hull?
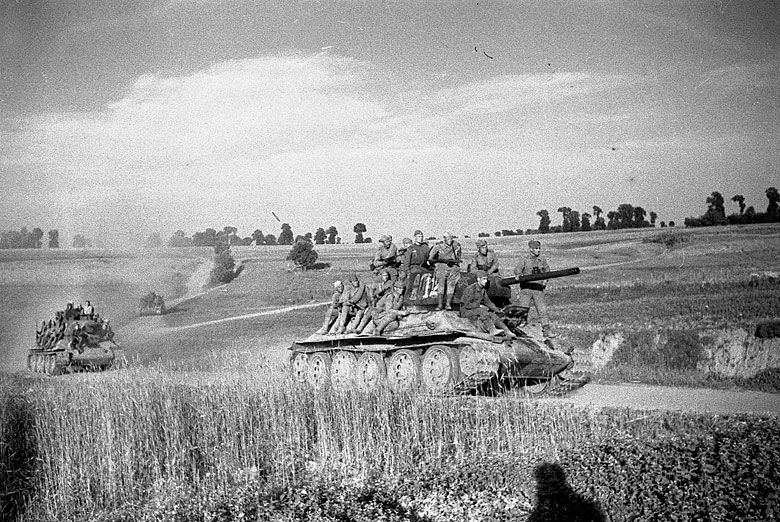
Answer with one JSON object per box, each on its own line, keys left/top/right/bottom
{"left": 28, "top": 340, "right": 124, "bottom": 376}
{"left": 289, "top": 310, "right": 572, "bottom": 394}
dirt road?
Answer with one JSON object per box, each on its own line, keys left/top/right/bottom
{"left": 541, "top": 382, "right": 780, "bottom": 416}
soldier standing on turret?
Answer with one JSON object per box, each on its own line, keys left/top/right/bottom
{"left": 469, "top": 239, "right": 500, "bottom": 274}
{"left": 401, "top": 230, "right": 431, "bottom": 300}
{"left": 513, "top": 239, "right": 557, "bottom": 338}
{"left": 428, "top": 231, "right": 462, "bottom": 310}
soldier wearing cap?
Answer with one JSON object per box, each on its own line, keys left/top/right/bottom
{"left": 513, "top": 239, "right": 557, "bottom": 338}
{"left": 460, "top": 271, "right": 515, "bottom": 339}
{"left": 428, "top": 231, "right": 462, "bottom": 310}
{"left": 401, "top": 230, "right": 432, "bottom": 300}
{"left": 316, "top": 280, "right": 346, "bottom": 334}
{"left": 469, "top": 239, "right": 500, "bottom": 275}
{"left": 337, "top": 273, "right": 370, "bottom": 334}
{"left": 371, "top": 279, "right": 409, "bottom": 335}
{"left": 372, "top": 234, "right": 398, "bottom": 279}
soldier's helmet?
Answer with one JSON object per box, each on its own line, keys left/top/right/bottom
{"left": 528, "top": 240, "right": 541, "bottom": 248}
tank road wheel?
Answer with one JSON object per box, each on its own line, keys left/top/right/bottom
{"left": 34, "top": 354, "right": 44, "bottom": 374}
{"left": 306, "top": 353, "right": 332, "bottom": 390}
{"left": 44, "top": 355, "right": 57, "bottom": 376}
{"left": 387, "top": 350, "right": 422, "bottom": 392}
{"left": 290, "top": 352, "right": 309, "bottom": 383}
{"left": 355, "top": 352, "right": 386, "bottom": 392}
{"left": 330, "top": 351, "right": 357, "bottom": 391}
{"left": 521, "top": 379, "right": 549, "bottom": 395}
{"left": 27, "top": 353, "right": 34, "bottom": 372}
{"left": 421, "top": 345, "right": 461, "bottom": 393}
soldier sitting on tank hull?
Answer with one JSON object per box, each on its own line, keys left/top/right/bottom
{"left": 371, "top": 280, "right": 409, "bottom": 335}
{"left": 460, "top": 271, "right": 516, "bottom": 339}
{"left": 315, "top": 280, "right": 345, "bottom": 335}
{"left": 337, "top": 273, "right": 370, "bottom": 334}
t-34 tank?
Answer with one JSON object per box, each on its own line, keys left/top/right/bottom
{"left": 29, "top": 316, "right": 125, "bottom": 376}
{"left": 289, "top": 268, "right": 580, "bottom": 394}
{"left": 139, "top": 291, "right": 166, "bottom": 316}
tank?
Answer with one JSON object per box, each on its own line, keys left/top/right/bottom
{"left": 139, "top": 291, "right": 166, "bottom": 316}
{"left": 289, "top": 268, "right": 581, "bottom": 394}
{"left": 29, "top": 316, "right": 125, "bottom": 376}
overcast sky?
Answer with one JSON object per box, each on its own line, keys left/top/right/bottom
{"left": 2, "top": 0, "right": 778, "bottom": 246}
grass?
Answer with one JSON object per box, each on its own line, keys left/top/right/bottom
{"left": 2, "top": 370, "right": 778, "bottom": 521}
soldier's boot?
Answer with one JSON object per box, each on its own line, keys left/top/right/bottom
{"left": 374, "top": 316, "right": 394, "bottom": 335}
{"left": 346, "top": 310, "right": 364, "bottom": 333}
{"left": 436, "top": 294, "right": 445, "bottom": 311}
{"left": 335, "top": 310, "right": 349, "bottom": 334}
{"left": 315, "top": 314, "right": 335, "bottom": 335}
{"left": 444, "top": 292, "right": 454, "bottom": 311}
{"left": 542, "top": 324, "right": 558, "bottom": 338}
{"left": 517, "top": 307, "right": 530, "bottom": 328}
{"left": 356, "top": 313, "right": 372, "bottom": 334}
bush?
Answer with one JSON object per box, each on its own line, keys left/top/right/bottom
{"left": 286, "top": 240, "right": 319, "bottom": 270}
{"left": 643, "top": 231, "right": 687, "bottom": 249}
{"left": 209, "top": 245, "right": 237, "bottom": 285}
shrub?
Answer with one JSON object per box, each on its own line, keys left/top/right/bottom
{"left": 643, "top": 230, "right": 687, "bottom": 249}
{"left": 286, "top": 240, "right": 319, "bottom": 270}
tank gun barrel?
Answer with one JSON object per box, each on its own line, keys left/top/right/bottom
{"left": 498, "top": 267, "right": 580, "bottom": 287}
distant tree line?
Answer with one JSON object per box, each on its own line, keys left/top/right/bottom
{"left": 0, "top": 228, "right": 59, "bottom": 249}
{"left": 163, "top": 222, "right": 371, "bottom": 248}
{"left": 477, "top": 202, "right": 665, "bottom": 237}
{"left": 684, "top": 188, "right": 779, "bottom": 227}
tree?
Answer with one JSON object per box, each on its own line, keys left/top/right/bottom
{"left": 557, "top": 207, "right": 572, "bottom": 232}
{"left": 72, "top": 234, "right": 90, "bottom": 248}
{"left": 767, "top": 187, "right": 779, "bottom": 220}
{"left": 606, "top": 211, "right": 618, "bottom": 230}
{"left": 264, "top": 234, "right": 277, "bottom": 245}
{"left": 193, "top": 228, "right": 217, "bottom": 247}
{"left": 649, "top": 211, "right": 658, "bottom": 226}
{"left": 31, "top": 228, "right": 43, "bottom": 248}
{"left": 632, "top": 206, "right": 648, "bottom": 228}
{"left": 251, "top": 229, "right": 265, "bottom": 246}
{"left": 660, "top": 221, "right": 666, "bottom": 228}
{"left": 353, "top": 223, "right": 367, "bottom": 243}
{"left": 222, "top": 226, "right": 241, "bottom": 245}
{"left": 326, "top": 226, "right": 338, "bottom": 244}
{"left": 705, "top": 191, "right": 726, "bottom": 225}
{"left": 278, "top": 223, "right": 294, "bottom": 245}
{"left": 286, "top": 239, "right": 319, "bottom": 270}
{"left": 146, "top": 233, "right": 162, "bottom": 248}
{"left": 731, "top": 195, "right": 745, "bottom": 215}
{"left": 537, "top": 210, "right": 550, "bottom": 233}
{"left": 592, "top": 206, "right": 606, "bottom": 230}
{"left": 669, "top": 221, "right": 675, "bottom": 227}
{"left": 616, "top": 204, "right": 634, "bottom": 228}
{"left": 168, "top": 230, "right": 192, "bottom": 247}
{"left": 314, "top": 228, "right": 327, "bottom": 244}
{"left": 569, "top": 210, "right": 580, "bottom": 232}
{"left": 581, "top": 212, "right": 592, "bottom": 232}
{"left": 478, "top": 232, "right": 490, "bottom": 237}
{"left": 48, "top": 229, "right": 59, "bottom": 249}
{"left": 210, "top": 243, "right": 237, "bottom": 285}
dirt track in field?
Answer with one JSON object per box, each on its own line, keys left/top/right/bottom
{"left": 541, "top": 383, "right": 780, "bottom": 416}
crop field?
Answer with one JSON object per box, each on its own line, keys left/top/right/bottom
{"left": 1, "top": 224, "right": 780, "bottom": 520}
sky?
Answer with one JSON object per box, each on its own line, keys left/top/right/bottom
{"left": 1, "top": 0, "right": 778, "bottom": 246}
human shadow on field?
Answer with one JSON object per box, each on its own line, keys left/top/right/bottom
{"left": 527, "top": 462, "right": 606, "bottom": 522}
{"left": 1, "top": 386, "right": 38, "bottom": 521}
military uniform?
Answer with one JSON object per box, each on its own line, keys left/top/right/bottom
{"left": 460, "top": 280, "right": 514, "bottom": 337}
{"left": 513, "top": 252, "right": 551, "bottom": 330}
{"left": 372, "top": 288, "right": 406, "bottom": 334}
{"left": 402, "top": 240, "right": 432, "bottom": 301}
{"left": 373, "top": 238, "right": 399, "bottom": 279}
{"left": 470, "top": 249, "right": 499, "bottom": 274}
{"left": 428, "top": 240, "right": 462, "bottom": 309}
{"left": 338, "top": 280, "right": 370, "bottom": 333}
{"left": 316, "top": 286, "right": 344, "bottom": 334}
